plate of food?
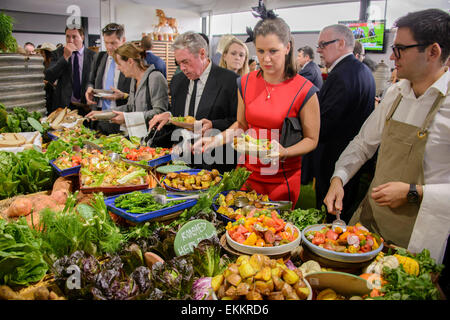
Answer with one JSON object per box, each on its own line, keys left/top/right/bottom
{"left": 212, "top": 190, "right": 273, "bottom": 223}
{"left": 170, "top": 116, "right": 197, "bottom": 131}
{"left": 225, "top": 212, "right": 301, "bottom": 255}
{"left": 93, "top": 89, "right": 114, "bottom": 98}
{"left": 47, "top": 126, "right": 97, "bottom": 143}
{"left": 162, "top": 169, "right": 222, "bottom": 192}
{"left": 79, "top": 152, "right": 149, "bottom": 193}
{"left": 92, "top": 111, "right": 116, "bottom": 121}
{"left": 121, "top": 146, "right": 172, "bottom": 167}
{"left": 50, "top": 152, "right": 82, "bottom": 177}
{"left": 233, "top": 133, "right": 280, "bottom": 158}
{"left": 301, "top": 224, "right": 384, "bottom": 263}
{"left": 105, "top": 189, "right": 198, "bottom": 223}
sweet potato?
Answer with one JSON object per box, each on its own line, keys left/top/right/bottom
{"left": 50, "top": 190, "right": 68, "bottom": 205}
{"left": 50, "top": 177, "right": 73, "bottom": 205}
{"left": 5, "top": 197, "right": 33, "bottom": 217}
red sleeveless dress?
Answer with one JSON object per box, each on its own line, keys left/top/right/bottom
{"left": 238, "top": 71, "right": 317, "bottom": 206}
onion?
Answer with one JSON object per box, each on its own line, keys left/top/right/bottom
{"left": 347, "top": 234, "right": 360, "bottom": 246}
{"left": 192, "top": 277, "right": 214, "bottom": 300}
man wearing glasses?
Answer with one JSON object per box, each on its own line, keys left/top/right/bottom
{"left": 85, "top": 23, "right": 131, "bottom": 134}
{"left": 45, "top": 25, "right": 95, "bottom": 116}
{"left": 324, "top": 9, "right": 450, "bottom": 266}
{"left": 313, "top": 24, "right": 376, "bottom": 222}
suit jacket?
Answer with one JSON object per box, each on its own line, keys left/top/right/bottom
{"left": 45, "top": 46, "right": 95, "bottom": 109}
{"left": 169, "top": 63, "right": 238, "bottom": 131}
{"left": 88, "top": 51, "right": 131, "bottom": 107}
{"left": 299, "top": 61, "right": 323, "bottom": 90}
{"left": 154, "top": 63, "right": 238, "bottom": 173}
{"left": 314, "top": 54, "right": 376, "bottom": 212}
{"left": 145, "top": 51, "right": 167, "bottom": 78}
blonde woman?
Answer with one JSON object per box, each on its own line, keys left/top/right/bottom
{"left": 87, "top": 42, "right": 169, "bottom": 138}
{"left": 219, "top": 37, "right": 250, "bottom": 76}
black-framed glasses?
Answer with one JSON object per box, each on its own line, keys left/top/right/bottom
{"left": 391, "top": 43, "right": 430, "bottom": 59}
{"left": 316, "top": 39, "right": 340, "bottom": 49}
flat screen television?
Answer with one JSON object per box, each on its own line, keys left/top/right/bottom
{"left": 338, "top": 20, "right": 386, "bottom": 53}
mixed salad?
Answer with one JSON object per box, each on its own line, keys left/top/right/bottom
{"left": 122, "top": 146, "right": 171, "bottom": 161}
{"left": 226, "top": 210, "right": 299, "bottom": 247}
{"left": 80, "top": 152, "right": 148, "bottom": 188}
{"left": 304, "top": 223, "right": 383, "bottom": 254}
{"left": 233, "top": 133, "right": 273, "bottom": 152}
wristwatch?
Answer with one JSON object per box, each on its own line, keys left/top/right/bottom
{"left": 407, "top": 184, "right": 419, "bottom": 203}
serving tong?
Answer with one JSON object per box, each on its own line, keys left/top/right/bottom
{"left": 234, "top": 196, "right": 292, "bottom": 211}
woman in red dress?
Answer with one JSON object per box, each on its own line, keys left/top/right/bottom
{"left": 196, "top": 16, "right": 320, "bottom": 207}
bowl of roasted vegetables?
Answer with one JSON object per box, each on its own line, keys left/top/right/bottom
{"left": 212, "top": 190, "right": 272, "bottom": 223}
{"left": 226, "top": 211, "right": 301, "bottom": 255}
{"left": 301, "top": 223, "right": 384, "bottom": 263}
{"left": 211, "top": 253, "right": 312, "bottom": 300}
{"left": 79, "top": 152, "right": 149, "bottom": 193}
{"left": 162, "top": 169, "right": 222, "bottom": 192}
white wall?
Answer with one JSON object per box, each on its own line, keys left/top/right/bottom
{"left": 114, "top": 2, "right": 202, "bottom": 42}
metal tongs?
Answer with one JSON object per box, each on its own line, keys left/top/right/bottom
{"left": 150, "top": 186, "right": 201, "bottom": 205}
{"left": 234, "top": 196, "right": 292, "bottom": 211}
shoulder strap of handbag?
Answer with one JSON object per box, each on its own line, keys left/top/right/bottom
{"left": 145, "top": 68, "right": 161, "bottom": 107}
{"left": 284, "top": 77, "right": 309, "bottom": 118}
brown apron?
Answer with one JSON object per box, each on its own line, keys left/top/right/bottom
{"left": 350, "top": 91, "right": 447, "bottom": 248}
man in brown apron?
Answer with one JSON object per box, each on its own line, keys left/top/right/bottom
{"left": 323, "top": 9, "right": 450, "bottom": 264}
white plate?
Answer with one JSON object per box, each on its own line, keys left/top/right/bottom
{"left": 301, "top": 224, "right": 384, "bottom": 263}
{"left": 226, "top": 225, "right": 301, "bottom": 255}
{"left": 94, "top": 93, "right": 114, "bottom": 98}
{"left": 93, "top": 112, "right": 116, "bottom": 120}
{"left": 232, "top": 137, "right": 280, "bottom": 158}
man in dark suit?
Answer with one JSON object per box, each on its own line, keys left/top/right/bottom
{"left": 141, "top": 35, "right": 167, "bottom": 78}
{"left": 45, "top": 26, "right": 95, "bottom": 116}
{"left": 149, "top": 32, "right": 238, "bottom": 173}
{"left": 85, "top": 23, "right": 131, "bottom": 134}
{"left": 297, "top": 46, "right": 323, "bottom": 89}
{"left": 314, "top": 24, "right": 376, "bottom": 222}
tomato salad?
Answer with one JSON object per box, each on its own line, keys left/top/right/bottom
{"left": 304, "top": 223, "right": 383, "bottom": 254}
{"left": 121, "top": 146, "right": 170, "bottom": 161}
{"left": 226, "top": 210, "right": 299, "bottom": 247}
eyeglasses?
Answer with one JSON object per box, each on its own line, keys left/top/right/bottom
{"left": 391, "top": 43, "right": 429, "bottom": 59}
{"left": 316, "top": 39, "right": 340, "bottom": 49}
{"left": 102, "top": 24, "right": 123, "bottom": 33}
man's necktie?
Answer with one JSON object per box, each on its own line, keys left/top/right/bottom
{"left": 103, "top": 58, "right": 116, "bottom": 110}
{"left": 72, "top": 51, "right": 81, "bottom": 100}
{"left": 188, "top": 79, "right": 199, "bottom": 117}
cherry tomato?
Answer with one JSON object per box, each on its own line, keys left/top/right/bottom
{"left": 326, "top": 230, "right": 339, "bottom": 241}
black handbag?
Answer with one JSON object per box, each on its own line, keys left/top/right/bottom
{"left": 280, "top": 79, "right": 309, "bottom": 148}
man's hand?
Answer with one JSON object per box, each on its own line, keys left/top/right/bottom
{"left": 110, "top": 110, "right": 125, "bottom": 125}
{"left": 371, "top": 181, "right": 409, "bottom": 208}
{"left": 63, "top": 43, "right": 77, "bottom": 60}
{"left": 324, "top": 177, "right": 345, "bottom": 214}
{"left": 85, "top": 87, "right": 97, "bottom": 105}
{"left": 85, "top": 110, "right": 101, "bottom": 121}
{"left": 148, "top": 111, "right": 171, "bottom": 131}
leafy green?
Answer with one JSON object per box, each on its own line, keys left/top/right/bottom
{"left": 281, "top": 206, "right": 327, "bottom": 231}
{"left": 38, "top": 192, "right": 125, "bottom": 265}
{"left": 0, "top": 218, "right": 48, "bottom": 287}
{"left": 0, "top": 12, "right": 17, "bottom": 53}
{"left": 379, "top": 265, "right": 441, "bottom": 300}
{"left": 190, "top": 236, "right": 231, "bottom": 278}
{"left": 114, "top": 191, "right": 186, "bottom": 213}
{"left": 0, "top": 107, "right": 43, "bottom": 133}
{"left": 0, "top": 149, "right": 54, "bottom": 199}
{"left": 44, "top": 139, "right": 74, "bottom": 161}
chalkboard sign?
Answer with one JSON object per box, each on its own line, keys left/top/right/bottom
{"left": 174, "top": 219, "right": 217, "bottom": 256}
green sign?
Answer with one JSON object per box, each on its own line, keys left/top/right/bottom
{"left": 174, "top": 219, "right": 217, "bottom": 256}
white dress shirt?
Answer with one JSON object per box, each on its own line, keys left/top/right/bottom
{"left": 183, "top": 61, "right": 212, "bottom": 117}
{"left": 332, "top": 68, "right": 450, "bottom": 263}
